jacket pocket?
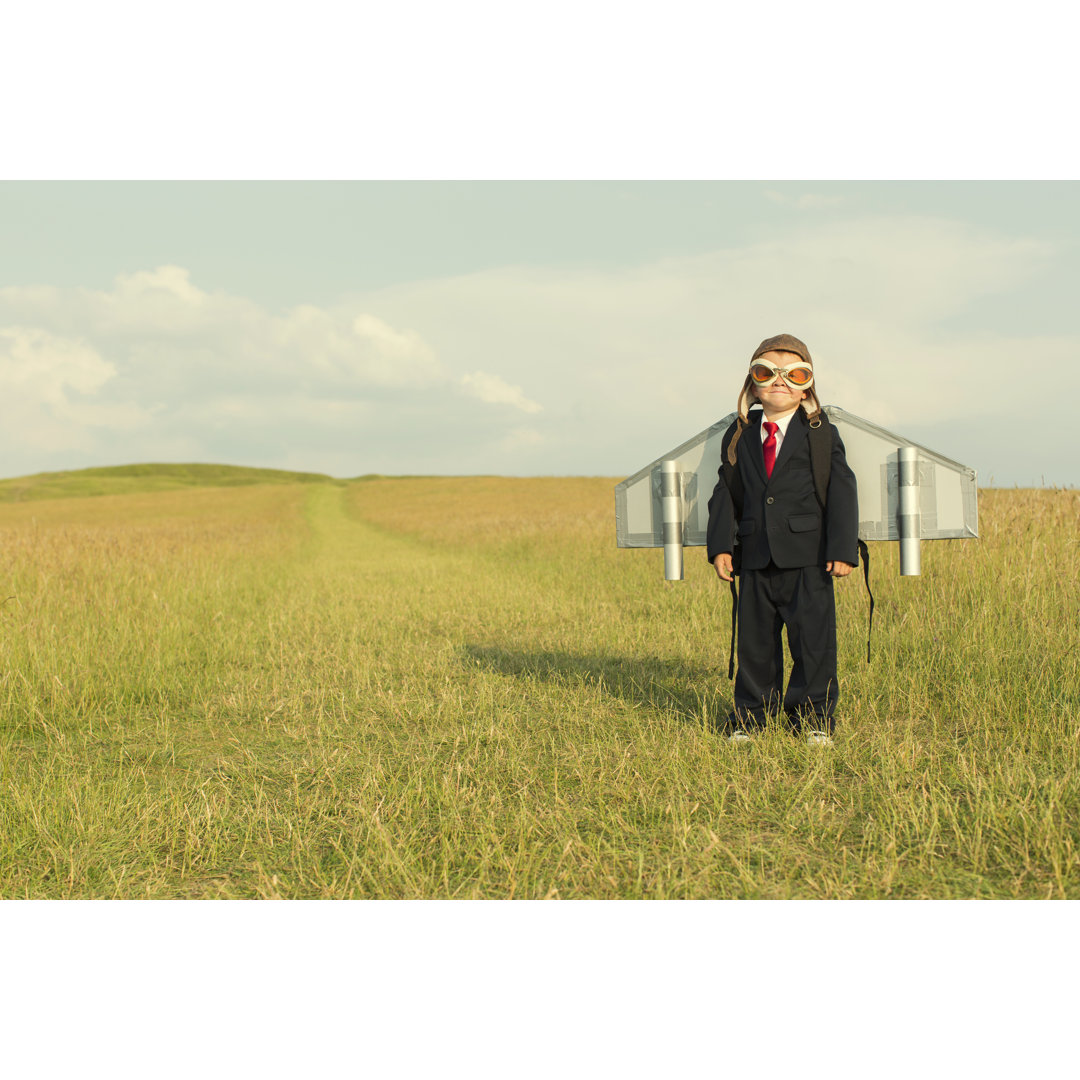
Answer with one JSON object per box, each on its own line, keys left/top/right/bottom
{"left": 787, "top": 513, "right": 819, "bottom": 533}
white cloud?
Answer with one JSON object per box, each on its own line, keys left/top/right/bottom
{"left": 270, "top": 306, "right": 440, "bottom": 388}
{"left": 0, "top": 267, "right": 261, "bottom": 340}
{"left": 0, "top": 326, "right": 116, "bottom": 402}
{"left": 359, "top": 217, "right": 1054, "bottom": 423}
{"left": 0, "top": 267, "right": 443, "bottom": 395}
{"left": 0, "top": 326, "right": 152, "bottom": 455}
{"left": 460, "top": 370, "right": 543, "bottom": 413}
{"left": 0, "top": 214, "right": 1074, "bottom": 485}
{"left": 350, "top": 214, "right": 1070, "bottom": 477}
{"left": 0, "top": 267, "right": 452, "bottom": 474}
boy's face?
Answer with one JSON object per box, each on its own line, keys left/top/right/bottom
{"left": 750, "top": 349, "right": 809, "bottom": 411}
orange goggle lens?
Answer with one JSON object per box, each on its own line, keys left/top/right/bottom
{"left": 750, "top": 362, "right": 813, "bottom": 387}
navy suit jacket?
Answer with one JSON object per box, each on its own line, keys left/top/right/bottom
{"left": 706, "top": 409, "right": 859, "bottom": 571}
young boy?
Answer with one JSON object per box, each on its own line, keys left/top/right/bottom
{"left": 706, "top": 334, "right": 859, "bottom": 745}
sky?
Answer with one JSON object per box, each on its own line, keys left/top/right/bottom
{"left": 2, "top": 180, "right": 1078, "bottom": 486}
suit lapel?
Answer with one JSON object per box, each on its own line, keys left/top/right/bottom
{"left": 772, "top": 408, "right": 807, "bottom": 477}
{"left": 746, "top": 411, "right": 768, "bottom": 485}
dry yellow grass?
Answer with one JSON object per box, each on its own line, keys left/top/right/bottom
{"left": 1, "top": 476, "right": 1077, "bottom": 898}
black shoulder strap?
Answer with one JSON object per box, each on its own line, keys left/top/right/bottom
{"left": 720, "top": 420, "right": 743, "bottom": 681}
{"left": 807, "top": 413, "right": 832, "bottom": 508}
{"left": 720, "top": 420, "right": 745, "bottom": 519}
{"left": 808, "top": 413, "right": 872, "bottom": 662}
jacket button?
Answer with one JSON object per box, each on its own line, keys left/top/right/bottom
{"left": 766, "top": 496, "right": 774, "bottom": 505}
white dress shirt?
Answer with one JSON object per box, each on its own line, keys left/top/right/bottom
{"left": 758, "top": 408, "right": 798, "bottom": 456}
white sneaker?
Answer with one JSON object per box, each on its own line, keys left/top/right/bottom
{"left": 806, "top": 730, "right": 833, "bottom": 746}
{"left": 727, "top": 730, "right": 753, "bottom": 744}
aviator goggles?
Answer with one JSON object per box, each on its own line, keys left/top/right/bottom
{"left": 748, "top": 359, "right": 814, "bottom": 389}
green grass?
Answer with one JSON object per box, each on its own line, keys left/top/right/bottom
{"left": 0, "top": 462, "right": 341, "bottom": 503}
{"left": 0, "top": 471, "right": 1077, "bottom": 898}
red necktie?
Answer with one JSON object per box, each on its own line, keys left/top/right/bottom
{"left": 763, "top": 421, "right": 779, "bottom": 478}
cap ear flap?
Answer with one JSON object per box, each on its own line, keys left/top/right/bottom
{"left": 737, "top": 374, "right": 755, "bottom": 423}
{"left": 800, "top": 385, "right": 823, "bottom": 421}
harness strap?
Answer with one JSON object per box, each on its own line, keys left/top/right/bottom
{"left": 858, "top": 538, "right": 874, "bottom": 663}
{"left": 728, "top": 575, "right": 738, "bottom": 680}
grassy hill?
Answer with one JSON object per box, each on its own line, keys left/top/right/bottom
{"left": 0, "top": 463, "right": 343, "bottom": 503}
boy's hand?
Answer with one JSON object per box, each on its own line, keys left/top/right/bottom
{"left": 826, "top": 560, "right": 854, "bottom": 578}
{"left": 713, "top": 553, "right": 734, "bottom": 582}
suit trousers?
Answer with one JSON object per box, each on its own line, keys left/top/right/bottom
{"left": 733, "top": 563, "right": 838, "bottom": 732}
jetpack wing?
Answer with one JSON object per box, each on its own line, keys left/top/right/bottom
{"left": 614, "top": 405, "right": 978, "bottom": 578}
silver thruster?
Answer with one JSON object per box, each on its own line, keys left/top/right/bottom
{"left": 898, "top": 446, "right": 921, "bottom": 576}
{"left": 660, "top": 459, "right": 684, "bottom": 581}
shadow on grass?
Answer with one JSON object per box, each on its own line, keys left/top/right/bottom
{"left": 462, "top": 643, "right": 731, "bottom": 728}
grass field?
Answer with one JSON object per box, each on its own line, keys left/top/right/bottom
{"left": 1, "top": 468, "right": 1078, "bottom": 898}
